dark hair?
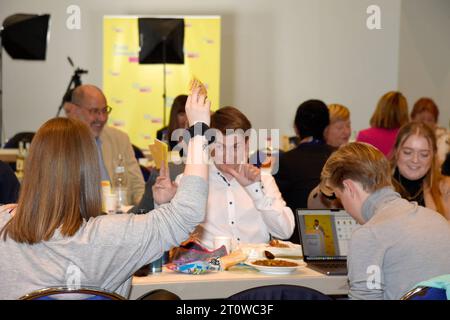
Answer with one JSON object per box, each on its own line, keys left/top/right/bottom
{"left": 443, "top": 153, "right": 450, "bottom": 176}
{"left": 294, "top": 100, "right": 329, "bottom": 140}
{"left": 211, "top": 106, "right": 252, "bottom": 134}
{"left": 167, "top": 95, "right": 188, "bottom": 139}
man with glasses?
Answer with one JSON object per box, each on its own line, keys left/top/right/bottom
{"left": 66, "top": 84, "right": 145, "bottom": 205}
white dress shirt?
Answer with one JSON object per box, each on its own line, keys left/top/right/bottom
{"left": 176, "top": 165, "right": 295, "bottom": 250}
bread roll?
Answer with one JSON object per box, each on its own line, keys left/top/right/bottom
{"left": 218, "top": 249, "right": 248, "bottom": 270}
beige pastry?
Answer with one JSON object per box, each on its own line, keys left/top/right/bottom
{"left": 189, "top": 77, "right": 207, "bottom": 96}
{"left": 218, "top": 249, "right": 248, "bottom": 270}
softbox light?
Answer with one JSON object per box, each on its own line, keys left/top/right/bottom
{"left": 0, "top": 13, "right": 50, "bottom": 144}
{"left": 138, "top": 18, "right": 184, "bottom": 64}
{"left": 2, "top": 14, "right": 50, "bottom": 60}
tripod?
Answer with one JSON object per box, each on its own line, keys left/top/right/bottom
{"left": 56, "top": 57, "right": 87, "bottom": 117}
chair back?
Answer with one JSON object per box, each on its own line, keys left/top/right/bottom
{"left": 3, "top": 132, "right": 35, "bottom": 149}
{"left": 228, "top": 284, "right": 332, "bottom": 300}
{"left": 401, "top": 286, "right": 447, "bottom": 300}
{"left": 20, "top": 287, "right": 126, "bottom": 300}
{"left": 137, "top": 289, "right": 181, "bottom": 300}
{"left": 401, "top": 274, "right": 450, "bottom": 300}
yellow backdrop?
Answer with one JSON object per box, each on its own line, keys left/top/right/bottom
{"left": 103, "top": 16, "right": 221, "bottom": 149}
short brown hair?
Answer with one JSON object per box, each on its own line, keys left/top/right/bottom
{"left": 210, "top": 106, "right": 252, "bottom": 134}
{"left": 320, "top": 142, "right": 392, "bottom": 196}
{"left": 410, "top": 97, "right": 439, "bottom": 122}
{"left": 370, "top": 91, "right": 409, "bottom": 129}
{"left": 328, "top": 104, "right": 350, "bottom": 124}
{"left": 1, "top": 118, "right": 102, "bottom": 244}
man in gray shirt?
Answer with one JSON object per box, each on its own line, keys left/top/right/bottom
{"left": 320, "top": 142, "right": 450, "bottom": 300}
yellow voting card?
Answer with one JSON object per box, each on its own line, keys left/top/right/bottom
{"left": 149, "top": 139, "right": 168, "bottom": 169}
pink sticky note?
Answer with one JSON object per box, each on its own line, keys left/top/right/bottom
{"left": 139, "top": 87, "right": 151, "bottom": 93}
{"left": 187, "top": 52, "right": 200, "bottom": 59}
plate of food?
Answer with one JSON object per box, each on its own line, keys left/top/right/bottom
{"left": 245, "top": 258, "right": 305, "bottom": 275}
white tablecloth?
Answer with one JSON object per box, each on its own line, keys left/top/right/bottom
{"left": 130, "top": 264, "right": 349, "bottom": 299}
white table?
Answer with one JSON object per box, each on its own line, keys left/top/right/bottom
{"left": 129, "top": 264, "right": 349, "bottom": 300}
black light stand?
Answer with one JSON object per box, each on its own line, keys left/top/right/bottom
{"left": 138, "top": 18, "right": 184, "bottom": 127}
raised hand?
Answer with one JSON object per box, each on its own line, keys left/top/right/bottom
{"left": 185, "top": 87, "right": 211, "bottom": 126}
{"left": 152, "top": 164, "right": 178, "bottom": 205}
{"left": 220, "top": 163, "right": 261, "bottom": 187}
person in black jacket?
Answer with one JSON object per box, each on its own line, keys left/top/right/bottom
{"left": 156, "top": 95, "right": 188, "bottom": 151}
{"left": 274, "top": 99, "right": 336, "bottom": 244}
{"left": 443, "top": 152, "right": 450, "bottom": 177}
{"left": 0, "top": 160, "right": 20, "bottom": 204}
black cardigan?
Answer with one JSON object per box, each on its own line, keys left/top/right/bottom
{"left": 274, "top": 142, "right": 335, "bottom": 244}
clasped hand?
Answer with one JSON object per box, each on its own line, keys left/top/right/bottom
{"left": 218, "top": 163, "right": 261, "bottom": 187}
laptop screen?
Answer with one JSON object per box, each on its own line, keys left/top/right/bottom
{"left": 296, "top": 209, "right": 359, "bottom": 261}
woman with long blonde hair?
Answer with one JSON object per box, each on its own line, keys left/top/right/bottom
{"left": 391, "top": 122, "right": 450, "bottom": 219}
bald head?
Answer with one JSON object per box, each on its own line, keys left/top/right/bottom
{"left": 67, "top": 85, "right": 109, "bottom": 138}
{"left": 71, "top": 85, "right": 105, "bottom": 107}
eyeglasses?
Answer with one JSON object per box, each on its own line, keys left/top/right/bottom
{"left": 79, "top": 105, "right": 112, "bottom": 116}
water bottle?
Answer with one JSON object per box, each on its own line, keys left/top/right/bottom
{"left": 113, "top": 154, "right": 128, "bottom": 211}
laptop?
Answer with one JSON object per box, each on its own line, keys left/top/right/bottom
{"left": 296, "top": 209, "right": 359, "bottom": 276}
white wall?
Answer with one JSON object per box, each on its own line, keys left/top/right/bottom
{"left": 0, "top": 0, "right": 407, "bottom": 143}
{"left": 271, "top": 0, "right": 401, "bottom": 137}
{"left": 398, "top": 0, "right": 450, "bottom": 129}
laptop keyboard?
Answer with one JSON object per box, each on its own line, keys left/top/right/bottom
{"left": 312, "top": 261, "right": 346, "bottom": 269}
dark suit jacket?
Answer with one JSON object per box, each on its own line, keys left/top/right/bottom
{"left": 0, "top": 161, "right": 20, "bottom": 204}
{"left": 274, "top": 142, "right": 335, "bottom": 244}
{"left": 128, "top": 162, "right": 185, "bottom": 214}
